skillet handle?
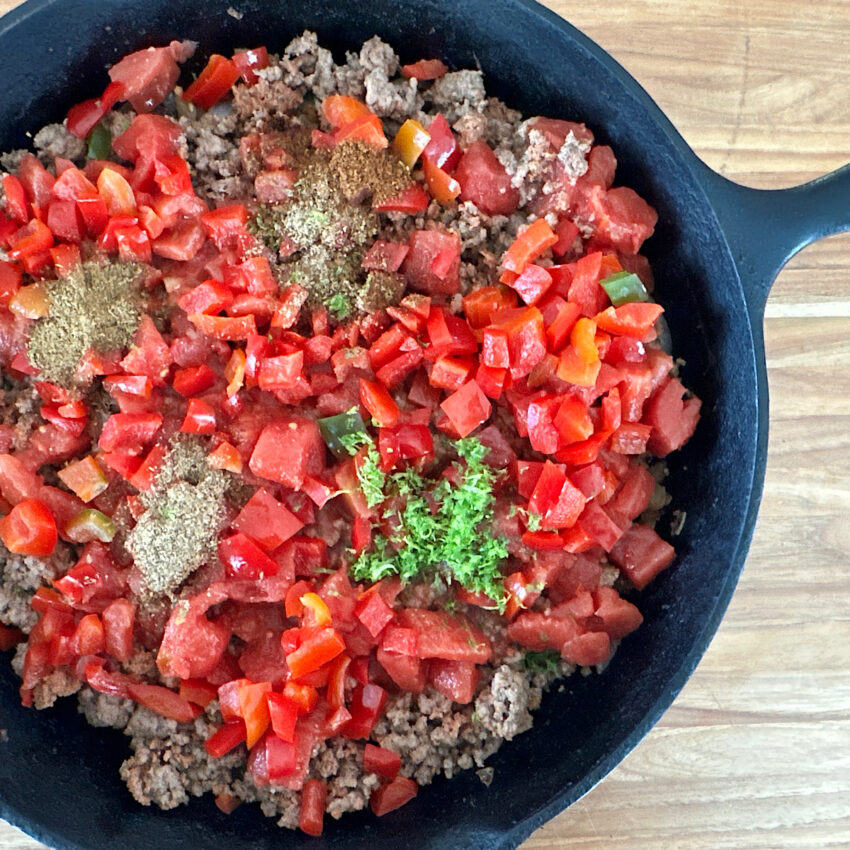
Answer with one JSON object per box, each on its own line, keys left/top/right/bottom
{"left": 694, "top": 161, "right": 850, "bottom": 319}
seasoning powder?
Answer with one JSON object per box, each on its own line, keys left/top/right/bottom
{"left": 27, "top": 260, "right": 143, "bottom": 386}
{"left": 126, "top": 440, "right": 230, "bottom": 596}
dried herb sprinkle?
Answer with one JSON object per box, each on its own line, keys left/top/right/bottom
{"left": 27, "top": 260, "right": 142, "bottom": 386}
{"left": 126, "top": 440, "right": 231, "bottom": 596}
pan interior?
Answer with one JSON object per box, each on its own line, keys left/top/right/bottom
{"left": 0, "top": 1, "right": 760, "bottom": 848}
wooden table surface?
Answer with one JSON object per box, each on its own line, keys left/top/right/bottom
{"left": 1, "top": 0, "right": 849, "bottom": 847}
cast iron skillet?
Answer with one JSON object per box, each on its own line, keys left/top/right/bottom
{"left": 0, "top": 0, "right": 847, "bottom": 848}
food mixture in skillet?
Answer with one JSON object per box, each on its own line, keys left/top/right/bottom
{"left": 0, "top": 32, "right": 701, "bottom": 835}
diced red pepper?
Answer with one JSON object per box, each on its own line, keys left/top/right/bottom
{"left": 205, "top": 719, "right": 247, "bottom": 757}
{"left": 183, "top": 54, "right": 241, "bottom": 109}
{"left": 285, "top": 628, "right": 345, "bottom": 680}
{"left": 370, "top": 776, "right": 418, "bottom": 817}
{"left": 342, "top": 682, "right": 388, "bottom": 739}
{"left": 401, "top": 58, "right": 449, "bottom": 80}
{"left": 232, "top": 46, "right": 270, "bottom": 85}
{"left": 363, "top": 744, "right": 402, "bottom": 779}
{"left": 440, "top": 380, "right": 491, "bottom": 438}
{"left": 219, "top": 532, "right": 281, "bottom": 580}
{"left": 299, "top": 779, "right": 327, "bottom": 836}
{"left": 502, "top": 218, "right": 558, "bottom": 276}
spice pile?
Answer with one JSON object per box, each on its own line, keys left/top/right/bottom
{"left": 0, "top": 32, "right": 700, "bottom": 836}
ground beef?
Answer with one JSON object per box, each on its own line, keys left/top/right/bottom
{"left": 474, "top": 664, "right": 537, "bottom": 741}
{"left": 120, "top": 705, "right": 243, "bottom": 810}
{"left": 32, "top": 123, "right": 86, "bottom": 164}
{"left": 279, "top": 31, "right": 336, "bottom": 97}
{"left": 314, "top": 737, "right": 381, "bottom": 820}
{"left": 232, "top": 76, "right": 302, "bottom": 132}
{"left": 32, "top": 667, "right": 81, "bottom": 709}
{"left": 178, "top": 108, "right": 250, "bottom": 201}
{"left": 425, "top": 70, "right": 487, "bottom": 122}
{"left": 0, "top": 380, "right": 42, "bottom": 452}
{"left": 77, "top": 687, "right": 136, "bottom": 729}
{"left": 373, "top": 687, "right": 503, "bottom": 786}
{"left": 0, "top": 543, "right": 72, "bottom": 631}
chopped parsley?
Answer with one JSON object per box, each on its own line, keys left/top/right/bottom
{"left": 326, "top": 292, "right": 352, "bottom": 321}
{"left": 350, "top": 436, "right": 510, "bottom": 610}
{"left": 523, "top": 650, "right": 563, "bottom": 675}
{"left": 339, "top": 430, "right": 386, "bottom": 508}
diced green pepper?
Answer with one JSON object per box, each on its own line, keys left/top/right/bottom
{"left": 86, "top": 122, "right": 112, "bottom": 160}
{"left": 65, "top": 508, "right": 117, "bottom": 543}
{"left": 600, "top": 271, "right": 649, "bottom": 306}
{"left": 318, "top": 407, "right": 367, "bottom": 458}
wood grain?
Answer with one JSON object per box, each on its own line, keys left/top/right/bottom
{"left": 1, "top": 1, "right": 849, "bottom": 847}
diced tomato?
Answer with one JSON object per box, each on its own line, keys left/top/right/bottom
{"left": 0, "top": 498, "right": 57, "bottom": 556}
{"left": 102, "top": 598, "right": 135, "bottom": 663}
{"left": 455, "top": 141, "right": 519, "bottom": 215}
{"left": 396, "top": 609, "right": 491, "bottom": 663}
{"left": 370, "top": 776, "right": 418, "bottom": 817}
{"left": 232, "top": 488, "right": 304, "bottom": 552}
{"left": 591, "top": 586, "right": 643, "bottom": 640}
{"left": 588, "top": 186, "right": 658, "bottom": 254}
{"left": 560, "top": 630, "right": 611, "bottom": 666}
{"left": 157, "top": 592, "right": 230, "bottom": 679}
{"left": 362, "top": 239, "right": 410, "bottom": 273}
{"left": 609, "top": 523, "right": 676, "bottom": 589}
{"left": 322, "top": 95, "right": 372, "bottom": 128}
{"left": 249, "top": 418, "right": 325, "bottom": 490}
{"left": 402, "top": 230, "right": 461, "bottom": 295}
{"left": 643, "top": 377, "right": 701, "bottom": 457}
{"left": 108, "top": 40, "right": 195, "bottom": 113}
{"left": 429, "top": 659, "right": 479, "bottom": 704}
{"left": 507, "top": 609, "right": 579, "bottom": 652}
{"left": 354, "top": 590, "right": 394, "bottom": 638}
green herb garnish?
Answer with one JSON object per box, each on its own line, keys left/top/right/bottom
{"left": 351, "top": 436, "right": 510, "bottom": 610}
{"left": 523, "top": 650, "right": 563, "bottom": 675}
{"left": 326, "top": 292, "right": 352, "bottom": 320}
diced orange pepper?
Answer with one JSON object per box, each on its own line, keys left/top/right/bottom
{"left": 556, "top": 345, "right": 601, "bottom": 387}
{"left": 224, "top": 348, "right": 246, "bottom": 398}
{"left": 97, "top": 168, "right": 136, "bottom": 216}
{"left": 501, "top": 218, "right": 558, "bottom": 275}
{"left": 9, "top": 281, "right": 49, "bottom": 319}
{"left": 237, "top": 680, "right": 272, "bottom": 749}
{"left": 392, "top": 119, "right": 430, "bottom": 168}
{"left": 422, "top": 157, "right": 461, "bottom": 204}
{"left": 571, "top": 317, "right": 599, "bottom": 364}
{"left": 57, "top": 455, "right": 109, "bottom": 503}
{"left": 300, "top": 592, "right": 332, "bottom": 627}
{"left": 322, "top": 94, "right": 372, "bottom": 128}
{"left": 207, "top": 441, "right": 243, "bottom": 474}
